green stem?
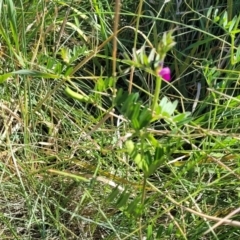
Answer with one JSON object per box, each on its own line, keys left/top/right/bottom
{"left": 227, "top": 0, "right": 233, "bottom": 22}
{"left": 151, "top": 76, "right": 162, "bottom": 113}
{"left": 231, "top": 33, "right": 234, "bottom": 65}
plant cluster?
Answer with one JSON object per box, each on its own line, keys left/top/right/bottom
{"left": 0, "top": 0, "right": 240, "bottom": 239}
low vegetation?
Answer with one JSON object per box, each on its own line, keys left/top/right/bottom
{"left": 0, "top": 0, "right": 240, "bottom": 239}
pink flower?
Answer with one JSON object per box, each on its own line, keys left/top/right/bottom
{"left": 158, "top": 67, "right": 171, "bottom": 82}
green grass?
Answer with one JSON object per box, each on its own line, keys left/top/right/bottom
{"left": 0, "top": 0, "right": 240, "bottom": 239}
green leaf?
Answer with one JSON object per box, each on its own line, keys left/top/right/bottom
{"left": 206, "top": 6, "right": 213, "bottom": 18}
{"left": 0, "top": 73, "right": 13, "bottom": 83}
{"left": 144, "top": 150, "right": 152, "bottom": 169}
{"left": 64, "top": 66, "right": 74, "bottom": 77}
{"left": 154, "top": 146, "right": 164, "bottom": 161}
{"left": 156, "top": 225, "right": 165, "bottom": 238}
{"left": 220, "top": 11, "right": 228, "bottom": 28}
{"left": 125, "top": 140, "right": 135, "bottom": 154}
{"left": 126, "top": 195, "right": 143, "bottom": 217}
{"left": 107, "top": 187, "right": 120, "bottom": 203}
{"left": 133, "top": 152, "right": 149, "bottom": 174}
{"left": 236, "top": 46, "right": 240, "bottom": 63}
{"left": 105, "top": 76, "right": 114, "bottom": 89}
{"left": 147, "top": 225, "right": 153, "bottom": 240}
{"left": 114, "top": 88, "right": 125, "bottom": 105}
{"left": 130, "top": 103, "right": 141, "bottom": 130}
{"left": 172, "top": 112, "right": 191, "bottom": 123}
{"left": 146, "top": 133, "right": 159, "bottom": 148}
{"left": 227, "top": 15, "right": 237, "bottom": 32}
{"left": 60, "top": 47, "right": 70, "bottom": 64}
{"left": 13, "top": 69, "right": 60, "bottom": 79}
{"left": 146, "top": 147, "right": 165, "bottom": 177}
{"left": 139, "top": 108, "right": 152, "bottom": 129}
{"left": 0, "top": 70, "right": 60, "bottom": 84}
{"left": 148, "top": 48, "right": 156, "bottom": 63}
{"left": 65, "top": 87, "right": 92, "bottom": 103}
{"left": 159, "top": 97, "right": 178, "bottom": 116}
{"left": 121, "top": 93, "right": 139, "bottom": 114}
{"left": 116, "top": 190, "right": 131, "bottom": 209}
{"left": 127, "top": 102, "right": 142, "bottom": 130}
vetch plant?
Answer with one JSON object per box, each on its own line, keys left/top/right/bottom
{"left": 126, "top": 31, "right": 175, "bottom": 114}
{"left": 112, "top": 31, "right": 191, "bottom": 237}
{"left": 115, "top": 30, "right": 188, "bottom": 182}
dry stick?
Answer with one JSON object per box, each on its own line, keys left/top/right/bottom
{"left": 192, "top": 82, "right": 201, "bottom": 113}
{"left": 183, "top": 205, "right": 240, "bottom": 228}
{"left": 147, "top": 181, "right": 240, "bottom": 229}
{"left": 111, "top": 0, "right": 121, "bottom": 126}
{"left": 204, "top": 207, "right": 240, "bottom": 235}
{"left": 0, "top": 103, "right": 22, "bottom": 145}
{"left": 85, "top": 111, "right": 112, "bottom": 137}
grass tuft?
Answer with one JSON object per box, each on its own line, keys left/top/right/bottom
{"left": 0, "top": 0, "right": 240, "bottom": 239}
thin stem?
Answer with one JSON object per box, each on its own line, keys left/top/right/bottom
{"left": 138, "top": 136, "right": 147, "bottom": 240}
{"left": 128, "top": 0, "right": 144, "bottom": 93}
{"left": 151, "top": 76, "right": 162, "bottom": 113}
{"left": 227, "top": 0, "right": 233, "bottom": 22}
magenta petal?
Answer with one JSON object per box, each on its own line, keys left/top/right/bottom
{"left": 159, "top": 67, "right": 171, "bottom": 81}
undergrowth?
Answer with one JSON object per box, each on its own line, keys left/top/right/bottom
{"left": 0, "top": 0, "right": 240, "bottom": 239}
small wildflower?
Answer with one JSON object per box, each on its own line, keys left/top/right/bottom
{"left": 158, "top": 67, "right": 171, "bottom": 82}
